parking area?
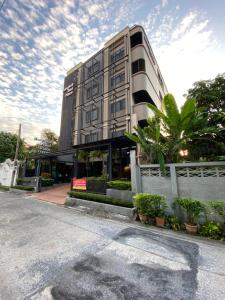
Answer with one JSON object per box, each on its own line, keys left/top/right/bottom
{"left": 0, "top": 191, "right": 225, "bottom": 299}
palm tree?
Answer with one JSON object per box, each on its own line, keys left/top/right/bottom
{"left": 147, "top": 94, "right": 217, "bottom": 162}
{"left": 126, "top": 94, "right": 219, "bottom": 170}
{"left": 125, "top": 117, "right": 166, "bottom": 171}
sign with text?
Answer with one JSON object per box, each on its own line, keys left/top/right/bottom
{"left": 73, "top": 178, "right": 87, "bottom": 190}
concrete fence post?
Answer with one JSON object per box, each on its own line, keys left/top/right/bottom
{"left": 169, "top": 164, "right": 178, "bottom": 199}
{"left": 130, "top": 150, "right": 142, "bottom": 193}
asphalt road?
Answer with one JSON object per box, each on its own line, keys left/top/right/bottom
{"left": 0, "top": 191, "right": 225, "bottom": 300}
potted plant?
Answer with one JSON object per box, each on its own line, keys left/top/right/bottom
{"left": 173, "top": 197, "right": 205, "bottom": 234}
{"left": 150, "top": 195, "right": 167, "bottom": 227}
{"left": 133, "top": 193, "right": 152, "bottom": 223}
{"left": 167, "top": 215, "right": 181, "bottom": 231}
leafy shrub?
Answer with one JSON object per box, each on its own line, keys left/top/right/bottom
{"left": 133, "top": 193, "right": 152, "bottom": 215}
{"left": 41, "top": 172, "right": 51, "bottom": 179}
{"left": 68, "top": 191, "right": 133, "bottom": 208}
{"left": 87, "top": 176, "right": 107, "bottom": 181}
{"left": 209, "top": 200, "right": 225, "bottom": 220}
{"left": 41, "top": 178, "right": 54, "bottom": 187}
{"left": 167, "top": 215, "right": 181, "bottom": 231}
{"left": 173, "top": 197, "right": 205, "bottom": 225}
{"left": 199, "top": 221, "right": 223, "bottom": 240}
{"left": 133, "top": 193, "right": 167, "bottom": 217}
{"left": 13, "top": 185, "right": 34, "bottom": 191}
{"left": 17, "top": 178, "right": 31, "bottom": 185}
{"left": 150, "top": 195, "right": 167, "bottom": 217}
{"left": 0, "top": 185, "right": 9, "bottom": 191}
{"left": 107, "top": 180, "right": 131, "bottom": 191}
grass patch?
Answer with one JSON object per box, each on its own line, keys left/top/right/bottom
{"left": 67, "top": 191, "right": 133, "bottom": 208}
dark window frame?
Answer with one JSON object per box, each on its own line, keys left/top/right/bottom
{"left": 130, "top": 31, "right": 143, "bottom": 48}
{"left": 111, "top": 98, "right": 126, "bottom": 114}
{"left": 88, "top": 61, "right": 100, "bottom": 77}
{"left": 86, "top": 108, "right": 98, "bottom": 123}
{"left": 111, "top": 47, "right": 125, "bottom": 64}
{"left": 132, "top": 59, "right": 145, "bottom": 74}
{"left": 111, "top": 72, "right": 125, "bottom": 88}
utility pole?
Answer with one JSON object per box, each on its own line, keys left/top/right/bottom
{"left": 14, "top": 123, "right": 21, "bottom": 161}
{"left": 11, "top": 123, "right": 21, "bottom": 186}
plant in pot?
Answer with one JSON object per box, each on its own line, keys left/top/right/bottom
{"left": 133, "top": 193, "right": 152, "bottom": 223}
{"left": 150, "top": 195, "right": 167, "bottom": 227}
{"left": 173, "top": 197, "right": 205, "bottom": 234}
{"left": 167, "top": 215, "right": 181, "bottom": 231}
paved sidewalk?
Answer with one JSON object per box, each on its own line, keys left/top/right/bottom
{"left": 35, "top": 183, "right": 70, "bottom": 205}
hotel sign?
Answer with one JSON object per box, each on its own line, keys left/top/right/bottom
{"left": 64, "top": 83, "right": 74, "bottom": 97}
{"left": 72, "top": 178, "right": 87, "bottom": 190}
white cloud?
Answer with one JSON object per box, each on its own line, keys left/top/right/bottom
{"left": 144, "top": 10, "right": 225, "bottom": 106}
{"left": 0, "top": 0, "right": 224, "bottom": 144}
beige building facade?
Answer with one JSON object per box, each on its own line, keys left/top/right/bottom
{"left": 59, "top": 25, "right": 168, "bottom": 151}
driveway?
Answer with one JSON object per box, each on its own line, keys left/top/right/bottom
{"left": 0, "top": 191, "right": 225, "bottom": 299}
{"left": 35, "top": 183, "right": 70, "bottom": 205}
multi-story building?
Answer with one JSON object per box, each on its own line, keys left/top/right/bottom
{"left": 60, "top": 25, "right": 167, "bottom": 152}
{"left": 37, "top": 25, "right": 168, "bottom": 180}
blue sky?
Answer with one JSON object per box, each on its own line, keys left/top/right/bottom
{"left": 0, "top": 0, "right": 225, "bottom": 143}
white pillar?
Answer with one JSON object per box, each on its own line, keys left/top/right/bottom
{"left": 130, "top": 150, "right": 142, "bottom": 193}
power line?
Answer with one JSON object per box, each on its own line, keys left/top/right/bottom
{"left": 0, "top": 0, "right": 6, "bottom": 13}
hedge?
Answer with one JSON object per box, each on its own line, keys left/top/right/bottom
{"left": 41, "top": 178, "right": 54, "bottom": 187}
{"left": 13, "top": 185, "right": 34, "bottom": 191}
{"left": 0, "top": 185, "right": 9, "bottom": 191}
{"left": 67, "top": 191, "right": 133, "bottom": 208}
{"left": 107, "top": 180, "right": 131, "bottom": 191}
{"left": 17, "top": 178, "right": 31, "bottom": 185}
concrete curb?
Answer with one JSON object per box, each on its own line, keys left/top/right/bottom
{"left": 65, "top": 196, "right": 136, "bottom": 220}
{"left": 106, "top": 188, "right": 135, "bottom": 202}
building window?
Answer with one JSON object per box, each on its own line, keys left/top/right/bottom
{"left": 87, "top": 87, "right": 92, "bottom": 98}
{"left": 130, "top": 32, "right": 142, "bottom": 48}
{"left": 85, "top": 132, "right": 98, "bottom": 143}
{"left": 85, "top": 134, "right": 90, "bottom": 143}
{"left": 92, "top": 82, "right": 99, "bottom": 96}
{"left": 159, "top": 91, "right": 163, "bottom": 101}
{"left": 86, "top": 82, "right": 99, "bottom": 98}
{"left": 111, "top": 72, "right": 125, "bottom": 88}
{"left": 88, "top": 61, "right": 99, "bottom": 77}
{"left": 111, "top": 48, "right": 124, "bottom": 64}
{"left": 158, "top": 70, "right": 164, "bottom": 89}
{"left": 132, "top": 59, "right": 145, "bottom": 74}
{"left": 144, "top": 37, "right": 156, "bottom": 65}
{"left": 111, "top": 99, "right": 126, "bottom": 114}
{"left": 112, "top": 129, "right": 125, "bottom": 138}
{"left": 86, "top": 108, "right": 98, "bottom": 123}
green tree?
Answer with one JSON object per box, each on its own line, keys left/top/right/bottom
{"left": 125, "top": 117, "right": 167, "bottom": 171}
{"left": 186, "top": 74, "right": 225, "bottom": 157}
{"left": 41, "top": 129, "right": 59, "bottom": 152}
{"left": 0, "top": 131, "right": 26, "bottom": 163}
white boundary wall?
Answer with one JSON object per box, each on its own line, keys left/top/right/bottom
{"left": 130, "top": 150, "right": 225, "bottom": 208}
{"left": 0, "top": 159, "right": 19, "bottom": 187}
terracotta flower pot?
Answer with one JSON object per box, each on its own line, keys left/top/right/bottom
{"left": 185, "top": 223, "right": 198, "bottom": 234}
{"left": 155, "top": 216, "right": 165, "bottom": 227}
{"left": 139, "top": 213, "right": 149, "bottom": 224}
